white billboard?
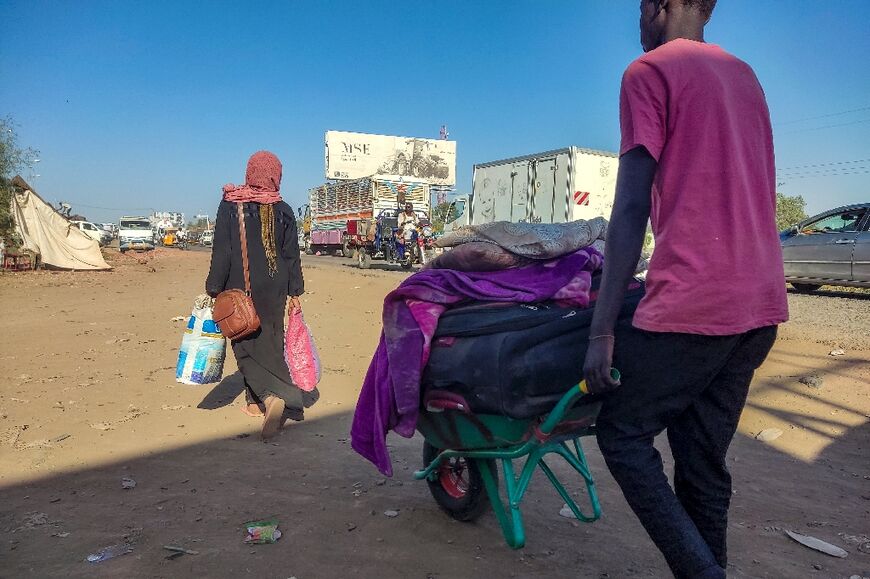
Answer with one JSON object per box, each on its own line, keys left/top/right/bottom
{"left": 325, "top": 130, "right": 456, "bottom": 186}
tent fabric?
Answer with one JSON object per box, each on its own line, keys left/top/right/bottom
{"left": 10, "top": 184, "right": 111, "bottom": 270}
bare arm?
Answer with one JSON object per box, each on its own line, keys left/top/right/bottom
{"left": 583, "top": 146, "right": 657, "bottom": 393}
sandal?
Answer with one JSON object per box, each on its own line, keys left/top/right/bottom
{"left": 261, "top": 396, "right": 286, "bottom": 440}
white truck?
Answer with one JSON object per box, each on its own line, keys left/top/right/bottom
{"left": 118, "top": 216, "right": 156, "bottom": 252}
{"left": 443, "top": 147, "right": 619, "bottom": 230}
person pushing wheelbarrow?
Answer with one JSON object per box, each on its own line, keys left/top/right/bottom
{"left": 583, "top": 1, "right": 788, "bottom": 577}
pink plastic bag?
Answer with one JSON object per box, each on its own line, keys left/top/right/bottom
{"left": 284, "top": 309, "right": 321, "bottom": 391}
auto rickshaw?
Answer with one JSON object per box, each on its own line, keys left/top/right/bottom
{"left": 162, "top": 228, "right": 188, "bottom": 249}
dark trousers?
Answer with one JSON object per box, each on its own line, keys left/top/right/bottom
{"left": 596, "top": 325, "right": 777, "bottom": 579}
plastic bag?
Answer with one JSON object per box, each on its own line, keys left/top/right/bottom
{"left": 176, "top": 295, "right": 226, "bottom": 385}
{"left": 243, "top": 519, "right": 282, "bottom": 544}
{"left": 284, "top": 309, "right": 321, "bottom": 391}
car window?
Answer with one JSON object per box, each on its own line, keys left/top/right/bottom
{"left": 802, "top": 211, "right": 865, "bottom": 234}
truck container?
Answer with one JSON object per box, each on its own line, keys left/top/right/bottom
{"left": 443, "top": 147, "right": 619, "bottom": 231}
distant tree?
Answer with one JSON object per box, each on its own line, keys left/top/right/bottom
{"left": 776, "top": 192, "right": 807, "bottom": 231}
{"left": 0, "top": 117, "right": 40, "bottom": 246}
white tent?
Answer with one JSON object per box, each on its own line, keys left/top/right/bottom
{"left": 10, "top": 176, "right": 110, "bottom": 270}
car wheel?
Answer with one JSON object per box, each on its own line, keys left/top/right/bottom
{"left": 791, "top": 283, "right": 820, "bottom": 294}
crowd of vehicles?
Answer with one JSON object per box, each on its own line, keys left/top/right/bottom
{"left": 354, "top": 207, "right": 436, "bottom": 270}
{"left": 302, "top": 177, "right": 433, "bottom": 268}
{"left": 299, "top": 146, "right": 624, "bottom": 270}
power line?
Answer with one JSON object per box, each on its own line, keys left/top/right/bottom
{"left": 62, "top": 201, "right": 155, "bottom": 212}
{"left": 777, "top": 169, "right": 870, "bottom": 181}
{"left": 774, "top": 105, "right": 870, "bottom": 126}
{"left": 776, "top": 158, "right": 870, "bottom": 172}
{"left": 777, "top": 165, "right": 868, "bottom": 177}
{"left": 777, "top": 117, "right": 870, "bottom": 136}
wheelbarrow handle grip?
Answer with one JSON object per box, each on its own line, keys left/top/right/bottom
{"left": 538, "top": 368, "right": 620, "bottom": 435}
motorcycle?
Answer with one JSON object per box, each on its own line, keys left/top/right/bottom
{"left": 415, "top": 219, "right": 436, "bottom": 266}
{"left": 357, "top": 209, "right": 432, "bottom": 270}
{"left": 395, "top": 221, "right": 419, "bottom": 270}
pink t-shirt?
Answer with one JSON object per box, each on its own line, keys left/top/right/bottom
{"left": 620, "top": 39, "right": 788, "bottom": 335}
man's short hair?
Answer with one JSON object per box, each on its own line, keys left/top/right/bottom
{"left": 681, "top": 0, "right": 717, "bottom": 20}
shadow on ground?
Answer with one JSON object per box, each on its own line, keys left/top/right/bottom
{"left": 196, "top": 372, "right": 245, "bottom": 411}
{"left": 2, "top": 376, "right": 868, "bottom": 578}
{"left": 787, "top": 287, "right": 870, "bottom": 301}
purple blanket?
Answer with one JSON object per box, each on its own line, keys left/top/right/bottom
{"left": 351, "top": 248, "right": 603, "bottom": 476}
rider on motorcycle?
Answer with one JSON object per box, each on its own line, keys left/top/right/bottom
{"left": 396, "top": 202, "right": 419, "bottom": 261}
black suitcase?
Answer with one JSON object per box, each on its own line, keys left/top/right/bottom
{"left": 422, "top": 279, "right": 644, "bottom": 419}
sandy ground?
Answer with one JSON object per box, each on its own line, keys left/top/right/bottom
{"left": 1, "top": 249, "right": 868, "bottom": 579}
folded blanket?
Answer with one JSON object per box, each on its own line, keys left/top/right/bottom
{"left": 435, "top": 217, "right": 608, "bottom": 260}
{"left": 424, "top": 242, "right": 533, "bottom": 271}
{"left": 350, "top": 248, "right": 603, "bottom": 476}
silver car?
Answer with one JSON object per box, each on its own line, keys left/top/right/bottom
{"left": 780, "top": 203, "right": 870, "bottom": 292}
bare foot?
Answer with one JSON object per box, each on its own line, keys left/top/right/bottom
{"left": 261, "top": 397, "right": 285, "bottom": 440}
{"left": 240, "top": 403, "right": 265, "bottom": 418}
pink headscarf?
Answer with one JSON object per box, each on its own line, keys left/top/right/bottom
{"left": 222, "top": 151, "right": 283, "bottom": 204}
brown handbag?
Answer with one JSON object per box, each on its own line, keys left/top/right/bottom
{"left": 213, "top": 203, "right": 261, "bottom": 340}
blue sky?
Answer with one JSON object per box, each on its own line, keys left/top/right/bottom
{"left": 1, "top": 0, "right": 868, "bottom": 224}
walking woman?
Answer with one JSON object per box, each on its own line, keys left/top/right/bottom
{"left": 206, "top": 151, "right": 318, "bottom": 439}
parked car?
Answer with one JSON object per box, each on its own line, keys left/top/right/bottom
{"left": 71, "top": 220, "right": 109, "bottom": 247}
{"left": 780, "top": 203, "right": 870, "bottom": 292}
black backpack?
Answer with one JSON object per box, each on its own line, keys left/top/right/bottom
{"left": 422, "top": 279, "right": 644, "bottom": 419}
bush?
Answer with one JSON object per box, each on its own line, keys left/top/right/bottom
{"left": 776, "top": 192, "right": 807, "bottom": 231}
{"left": 0, "top": 117, "right": 40, "bottom": 247}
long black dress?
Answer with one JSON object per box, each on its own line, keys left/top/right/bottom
{"left": 206, "top": 200, "right": 318, "bottom": 417}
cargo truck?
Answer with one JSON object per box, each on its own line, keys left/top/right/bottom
{"left": 443, "top": 147, "right": 619, "bottom": 231}
{"left": 303, "top": 177, "right": 431, "bottom": 256}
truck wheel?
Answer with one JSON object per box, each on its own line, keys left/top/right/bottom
{"left": 358, "top": 251, "right": 372, "bottom": 269}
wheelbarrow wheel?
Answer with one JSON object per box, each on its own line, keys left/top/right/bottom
{"left": 423, "top": 442, "right": 496, "bottom": 522}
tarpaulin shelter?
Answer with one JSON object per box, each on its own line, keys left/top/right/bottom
{"left": 9, "top": 176, "right": 110, "bottom": 270}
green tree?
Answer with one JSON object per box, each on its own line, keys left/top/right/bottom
{"left": 776, "top": 192, "right": 807, "bottom": 231}
{"left": 1, "top": 117, "right": 40, "bottom": 246}
{"left": 430, "top": 201, "right": 455, "bottom": 234}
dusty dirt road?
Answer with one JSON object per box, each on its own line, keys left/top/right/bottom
{"left": 1, "top": 250, "right": 868, "bottom": 579}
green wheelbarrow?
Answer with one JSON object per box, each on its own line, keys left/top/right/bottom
{"left": 413, "top": 370, "right": 619, "bottom": 549}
